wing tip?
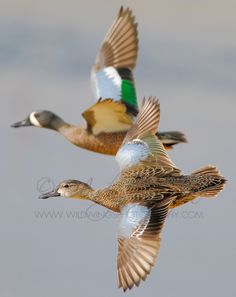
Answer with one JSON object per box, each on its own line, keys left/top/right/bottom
{"left": 95, "top": 5, "right": 138, "bottom": 70}
{"left": 141, "top": 96, "right": 160, "bottom": 110}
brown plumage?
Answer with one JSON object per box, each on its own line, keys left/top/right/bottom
{"left": 39, "top": 98, "right": 226, "bottom": 291}
{"left": 58, "top": 119, "right": 186, "bottom": 155}
{"left": 94, "top": 6, "right": 138, "bottom": 70}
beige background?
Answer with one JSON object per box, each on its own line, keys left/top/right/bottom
{"left": 1, "top": 0, "right": 235, "bottom": 296}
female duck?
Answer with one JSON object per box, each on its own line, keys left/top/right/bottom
{"left": 40, "top": 98, "right": 226, "bottom": 291}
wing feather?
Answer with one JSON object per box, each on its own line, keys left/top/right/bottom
{"left": 82, "top": 99, "right": 133, "bottom": 135}
{"left": 91, "top": 7, "right": 138, "bottom": 105}
{"left": 118, "top": 201, "right": 172, "bottom": 291}
{"left": 95, "top": 7, "right": 138, "bottom": 70}
{"left": 116, "top": 97, "right": 178, "bottom": 170}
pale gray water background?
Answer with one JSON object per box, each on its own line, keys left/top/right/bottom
{"left": 1, "top": 0, "right": 236, "bottom": 296}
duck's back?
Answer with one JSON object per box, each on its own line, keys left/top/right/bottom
{"left": 113, "top": 163, "right": 226, "bottom": 209}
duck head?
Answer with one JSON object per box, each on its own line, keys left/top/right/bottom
{"left": 11, "top": 110, "right": 65, "bottom": 130}
{"left": 39, "top": 180, "right": 93, "bottom": 200}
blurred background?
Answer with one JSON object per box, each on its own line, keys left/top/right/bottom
{"left": 1, "top": 0, "right": 235, "bottom": 296}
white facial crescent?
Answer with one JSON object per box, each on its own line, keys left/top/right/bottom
{"left": 30, "top": 112, "right": 42, "bottom": 127}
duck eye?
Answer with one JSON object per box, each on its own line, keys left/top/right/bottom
{"left": 64, "top": 184, "right": 69, "bottom": 188}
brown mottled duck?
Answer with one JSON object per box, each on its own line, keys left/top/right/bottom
{"left": 11, "top": 7, "right": 186, "bottom": 155}
{"left": 39, "top": 97, "right": 226, "bottom": 291}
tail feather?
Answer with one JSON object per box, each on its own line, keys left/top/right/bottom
{"left": 157, "top": 131, "right": 187, "bottom": 149}
{"left": 192, "top": 165, "right": 220, "bottom": 177}
{"left": 191, "top": 165, "right": 226, "bottom": 198}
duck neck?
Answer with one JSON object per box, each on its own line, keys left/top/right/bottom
{"left": 71, "top": 186, "right": 97, "bottom": 201}
{"left": 71, "top": 187, "right": 120, "bottom": 212}
{"left": 58, "top": 124, "right": 89, "bottom": 147}
{"left": 48, "top": 116, "right": 70, "bottom": 132}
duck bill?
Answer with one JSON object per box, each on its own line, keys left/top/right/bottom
{"left": 39, "top": 190, "right": 61, "bottom": 199}
{"left": 11, "top": 118, "right": 31, "bottom": 128}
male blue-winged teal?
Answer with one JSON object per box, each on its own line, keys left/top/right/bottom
{"left": 40, "top": 97, "right": 226, "bottom": 291}
{"left": 11, "top": 7, "right": 186, "bottom": 155}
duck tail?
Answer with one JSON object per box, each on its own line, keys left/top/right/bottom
{"left": 190, "top": 165, "right": 226, "bottom": 198}
{"left": 157, "top": 131, "right": 187, "bottom": 149}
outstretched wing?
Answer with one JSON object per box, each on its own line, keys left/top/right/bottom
{"left": 116, "top": 97, "right": 179, "bottom": 171}
{"left": 91, "top": 6, "right": 138, "bottom": 114}
{"left": 118, "top": 199, "right": 173, "bottom": 291}
{"left": 82, "top": 99, "right": 133, "bottom": 135}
